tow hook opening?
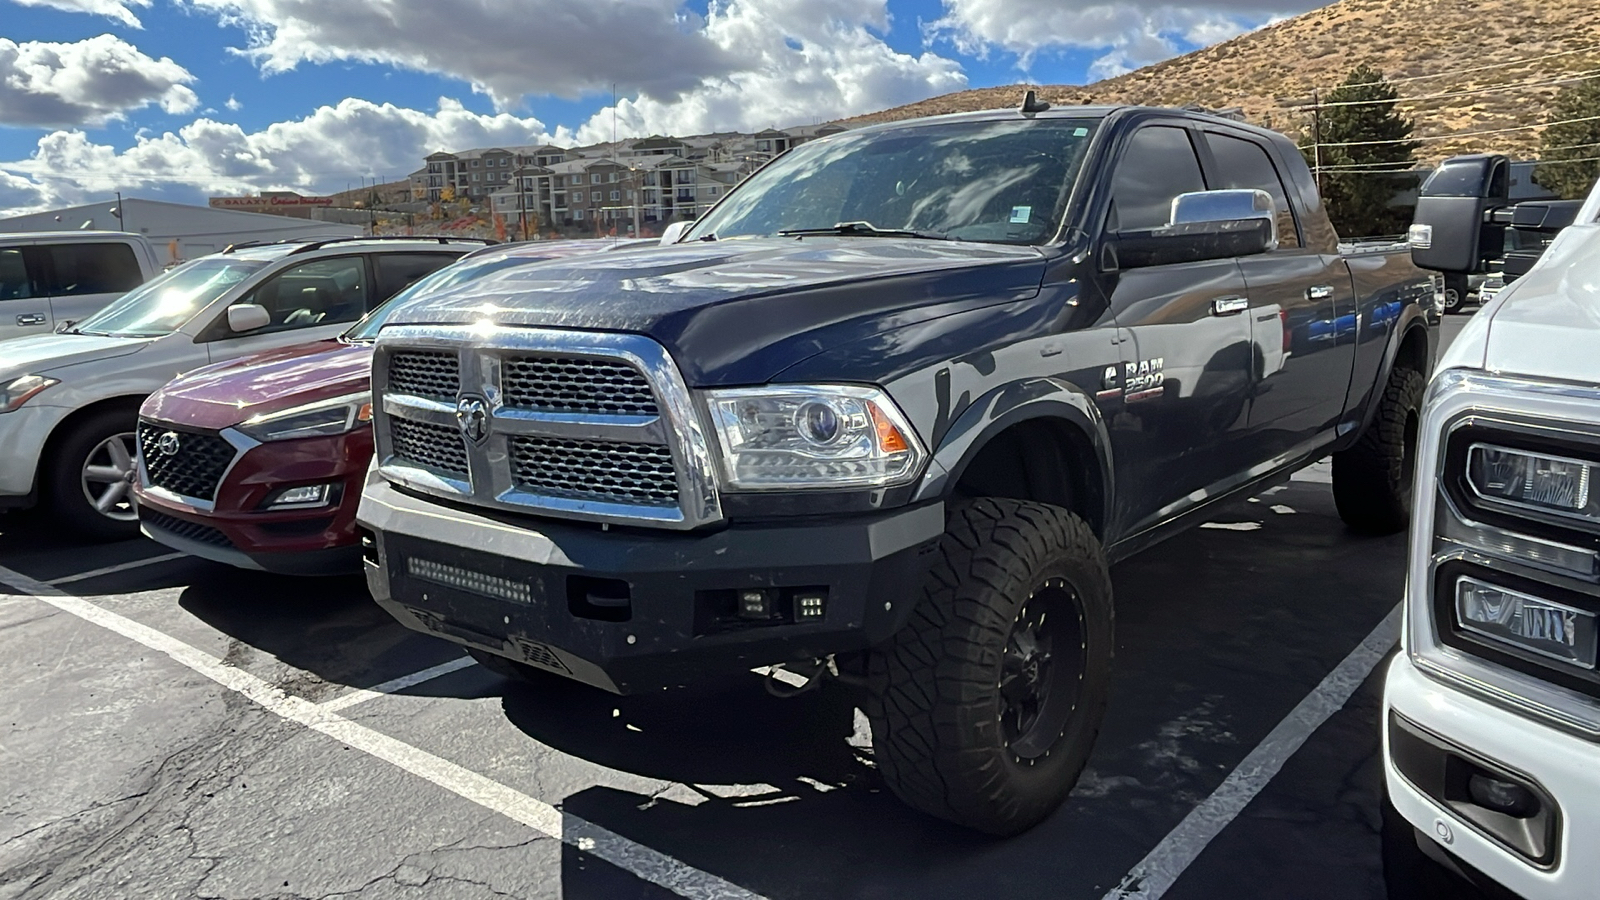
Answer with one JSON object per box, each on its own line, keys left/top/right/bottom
{"left": 761, "top": 654, "right": 867, "bottom": 698}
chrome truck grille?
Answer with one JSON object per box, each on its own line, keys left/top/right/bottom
{"left": 372, "top": 326, "right": 722, "bottom": 530}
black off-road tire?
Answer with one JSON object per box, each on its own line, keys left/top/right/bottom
{"left": 45, "top": 407, "right": 141, "bottom": 542}
{"left": 466, "top": 648, "right": 569, "bottom": 688}
{"left": 867, "top": 498, "right": 1114, "bottom": 836}
{"left": 1333, "top": 367, "right": 1426, "bottom": 535}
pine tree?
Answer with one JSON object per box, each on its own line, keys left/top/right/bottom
{"left": 1303, "top": 65, "right": 1421, "bottom": 238}
{"left": 1535, "top": 79, "right": 1600, "bottom": 200}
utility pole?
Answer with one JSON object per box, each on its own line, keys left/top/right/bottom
{"left": 1311, "top": 88, "right": 1324, "bottom": 196}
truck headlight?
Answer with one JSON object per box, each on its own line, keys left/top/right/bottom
{"left": 1, "top": 375, "right": 59, "bottom": 413}
{"left": 1467, "top": 444, "right": 1596, "bottom": 523}
{"left": 237, "top": 392, "right": 373, "bottom": 442}
{"left": 704, "top": 385, "right": 924, "bottom": 490}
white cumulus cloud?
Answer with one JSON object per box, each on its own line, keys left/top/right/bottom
{"left": 0, "top": 96, "right": 565, "bottom": 215}
{"left": 7, "top": 0, "right": 152, "bottom": 28}
{"left": 0, "top": 34, "right": 198, "bottom": 128}
{"left": 181, "top": 0, "right": 740, "bottom": 108}
{"left": 575, "top": 0, "right": 966, "bottom": 141}
{"left": 924, "top": 0, "right": 1316, "bottom": 80}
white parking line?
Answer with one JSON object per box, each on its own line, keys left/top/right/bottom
{"left": 0, "top": 563, "right": 767, "bottom": 900}
{"left": 1102, "top": 602, "right": 1401, "bottom": 900}
{"left": 47, "top": 552, "right": 189, "bottom": 586}
{"left": 318, "top": 656, "right": 478, "bottom": 713}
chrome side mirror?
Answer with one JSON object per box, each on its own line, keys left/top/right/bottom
{"left": 1169, "top": 188, "right": 1279, "bottom": 251}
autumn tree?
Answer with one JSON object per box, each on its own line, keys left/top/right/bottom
{"left": 1303, "top": 65, "right": 1421, "bottom": 237}
{"left": 1535, "top": 78, "right": 1600, "bottom": 199}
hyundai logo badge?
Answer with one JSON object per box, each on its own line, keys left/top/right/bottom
{"left": 456, "top": 396, "right": 489, "bottom": 444}
{"left": 157, "top": 431, "right": 181, "bottom": 457}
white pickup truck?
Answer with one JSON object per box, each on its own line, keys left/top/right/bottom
{"left": 1385, "top": 163, "right": 1600, "bottom": 897}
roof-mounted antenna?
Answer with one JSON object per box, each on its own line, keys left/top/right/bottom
{"left": 1019, "top": 90, "right": 1051, "bottom": 116}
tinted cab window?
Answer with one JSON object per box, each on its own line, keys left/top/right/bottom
{"left": 0, "top": 248, "right": 38, "bottom": 301}
{"left": 1204, "top": 132, "right": 1301, "bottom": 248}
{"left": 375, "top": 253, "right": 459, "bottom": 302}
{"left": 44, "top": 243, "right": 145, "bottom": 296}
{"left": 1108, "top": 126, "right": 1207, "bottom": 232}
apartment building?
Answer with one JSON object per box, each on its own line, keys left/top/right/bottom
{"left": 421, "top": 144, "right": 568, "bottom": 202}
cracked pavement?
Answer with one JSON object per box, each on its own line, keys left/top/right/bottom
{"left": 0, "top": 317, "right": 1468, "bottom": 900}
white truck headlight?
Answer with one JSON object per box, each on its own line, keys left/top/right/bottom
{"left": 0, "top": 375, "right": 59, "bottom": 413}
{"left": 237, "top": 392, "right": 373, "bottom": 442}
{"left": 704, "top": 385, "right": 924, "bottom": 490}
{"left": 1467, "top": 444, "right": 1596, "bottom": 522}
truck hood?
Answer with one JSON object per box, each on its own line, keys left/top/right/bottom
{"left": 0, "top": 332, "right": 152, "bottom": 382}
{"left": 376, "top": 237, "right": 1048, "bottom": 385}
{"left": 141, "top": 339, "right": 373, "bottom": 431}
{"left": 1481, "top": 224, "right": 1600, "bottom": 385}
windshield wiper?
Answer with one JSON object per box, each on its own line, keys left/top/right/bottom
{"left": 778, "top": 221, "right": 949, "bottom": 240}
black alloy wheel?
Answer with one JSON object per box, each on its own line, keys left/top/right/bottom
{"left": 1000, "top": 577, "right": 1087, "bottom": 763}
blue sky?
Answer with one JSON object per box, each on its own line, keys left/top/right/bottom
{"left": 0, "top": 0, "right": 1316, "bottom": 214}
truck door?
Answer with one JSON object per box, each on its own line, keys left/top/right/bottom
{"left": 0, "top": 245, "right": 53, "bottom": 341}
{"left": 1097, "top": 124, "right": 1255, "bottom": 534}
{"left": 1199, "top": 129, "right": 1357, "bottom": 461}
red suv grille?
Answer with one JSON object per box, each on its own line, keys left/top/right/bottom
{"left": 137, "top": 422, "right": 236, "bottom": 502}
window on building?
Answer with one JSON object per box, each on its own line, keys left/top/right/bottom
{"left": 609, "top": 172, "right": 618, "bottom": 183}
{"left": 610, "top": 190, "right": 621, "bottom": 201}
{"left": 473, "top": 173, "right": 480, "bottom": 182}
{"left": 591, "top": 191, "right": 601, "bottom": 203}
{"left": 591, "top": 173, "right": 601, "bottom": 184}
{"left": 573, "top": 208, "right": 584, "bottom": 220}
{"left": 471, "top": 159, "right": 480, "bottom": 168}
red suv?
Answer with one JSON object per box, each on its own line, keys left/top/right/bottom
{"left": 134, "top": 239, "right": 649, "bottom": 574}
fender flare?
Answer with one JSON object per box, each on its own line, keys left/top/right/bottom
{"left": 911, "top": 376, "right": 1115, "bottom": 534}
{"left": 1350, "top": 307, "right": 1432, "bottom": 444}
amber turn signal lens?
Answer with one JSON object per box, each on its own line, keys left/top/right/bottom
{"left": 869, "top": 402, "right": 909, "bottom": 453}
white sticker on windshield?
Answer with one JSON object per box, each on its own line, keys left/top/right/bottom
{"left": 1074, "top": 127, "right": 1089, "bottom": 137}
{"left": 1010, "top": 206, "right": 1032, "bottom": 224}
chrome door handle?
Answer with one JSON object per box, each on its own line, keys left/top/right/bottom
{"left": 1307, "top": 284, "right": 1334, "bottom": 301}
{"left": 16, "top": 314, "right": 46, "bottom": 326}
{"left": 1211, "top": 296, "right": 1249, "bottom": 316}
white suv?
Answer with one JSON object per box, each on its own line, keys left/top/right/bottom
{"left": 0, "top": 236, "right": 487, "bottom": 539}
{"left": 1385, "top": 174, "right": 1600, "bottom": 897}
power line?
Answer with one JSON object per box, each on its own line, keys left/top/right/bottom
{"left": 1285, "top": 68, "right": 1600, "bottom": 111}
{"left": 1383, "top": 43, "right": 1600, "bottom": 85}
{"left": 1315, "top": 112, "right": 1600, "bottom": 149}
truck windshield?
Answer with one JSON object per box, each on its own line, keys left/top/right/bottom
{"left": 73, "top": 257, "right": 267, "bottom": 338}
{"left": 687, "top": 117, "right": 1100, "bottom": 245}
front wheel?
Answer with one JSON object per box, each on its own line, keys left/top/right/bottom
{"left": 45, "top": 408, "right": 141, "bottom": 541}
{"left": 868, "top": 498, "right": 1113, "bottom": 835}
{"left": 1333, "top": 368, "right": 1426, "bottom": 535}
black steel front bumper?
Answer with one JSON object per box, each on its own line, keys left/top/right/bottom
{"left": 358, "top": 479, "right": 946, "bottom": 694}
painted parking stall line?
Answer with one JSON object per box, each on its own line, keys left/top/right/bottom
{"left": 46, "top": 551, "right": 189, "bottom": 586}
{"left": 0, "top": 563, "right": 768, "bottom": 900}
{"left": 1103, "top": 603, "right": 1402, "bottom": 900}
{"left": 318, "top": 656, "right": 478, "bottom": 713}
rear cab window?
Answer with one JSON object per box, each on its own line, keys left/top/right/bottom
{"left": 1203, "top": 132, "right": 1302, "bottom": 248}
{"left": 0, "top": 247, "right": 41, "bottom": 301}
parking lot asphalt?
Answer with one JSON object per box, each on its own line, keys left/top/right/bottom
{"left": 0, "top": 315, "right": 1472, "bottom": 900}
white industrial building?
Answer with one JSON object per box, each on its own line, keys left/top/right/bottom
{"left": 0, "top": 198, "right": 363, "bottom": 266}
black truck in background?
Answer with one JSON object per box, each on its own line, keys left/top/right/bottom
{"left": 356, "top": 102, "right": 1437, "bottom": 835}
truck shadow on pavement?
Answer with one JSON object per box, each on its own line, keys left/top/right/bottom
{"left": 508, "top": 482, "right": 1413, "bottom": 900}
{"left": 175, "top": 568, "right": 487, "bottom": 697}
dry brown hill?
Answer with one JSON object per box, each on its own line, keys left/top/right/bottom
{"left": 843, "top": 0, "right": 1600, "bottom": 164}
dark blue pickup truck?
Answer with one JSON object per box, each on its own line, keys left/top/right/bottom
{"left": 356, "top": 101, "right": 1436, "bottom": 835}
